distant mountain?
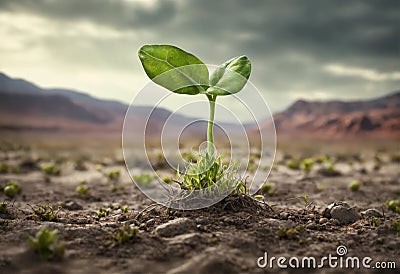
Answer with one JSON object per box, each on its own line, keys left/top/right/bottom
{"left": 0, "top": 72, "right": 211, "bottom": 143}
{"left": 250, "top": 92, "right": 400, "bottom": 139}
{"left": 1, "top": 72, "right": 399, "bottom": 139}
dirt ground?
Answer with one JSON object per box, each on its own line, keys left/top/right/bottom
{"left": 0, "top": 142, "right": 399, "bottom": 273}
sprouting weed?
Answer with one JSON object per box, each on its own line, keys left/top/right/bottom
{"left": 278, "top": 226, "right": 304, "bottom": 240}
{"left": 0, "top": 163, "right": 9, "bottom": 173}
{"left": 132, "top": 174, "right": 155, "bottom": 186}
{"left": 3, "top": 181, "right": 22, "bottom": 198}
{"left": 114, "top": 225, "right": 139, "bottom": 245}
{"left": 42, "top": 163, "right": 61, "bottom": 176}
{"left": 385, "top": 200, "right": 400, "bottom": 214}
{"left": 96, "top": 207, "right": 111, "bottom": 220}
{"left": 30, "top": 204, "right": 60, "bottom": 221}
{"left": 301, "top": 159, "right": 314, "bottom": 173}
{"left": 176, "top": 153, "right": 241, "bottom": 194}
{"left": 370, "top": 217, "right": 381, "bottom": 227}
{"left": 121, "top": 205, "right": 129, "bottom": 213}
{"left": 287, "top": 159, "right": 300, "bottom": 170}
{"left": 261, "top": 183, "right": 273, "bottom": 195}
{"left": 348, "top": 180, "right": 361, "bottom": 191}
{"left": 28, "top": 227, "right": 64, "bottom": 260}
{"left": 108, "top": 170, "right": 120, "bottom": 180}
{"left": 76, "top": 185, "right": 89, "bottom": 196}
{"left": 0, "top": 201, "right": 8, "bottom": 214}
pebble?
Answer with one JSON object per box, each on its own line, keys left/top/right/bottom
{"left": 319, "top": 217, "right": 329, "bottom": 224}
{"left": 330, "top": 206, "right": 360, "bottom": 225}
{"left": 361, "top": 209, "right": 383, "bottom": 218}
{"left": 323, "top": 202, "right": 360, "bottom": 225}
{"left": 155, "top": 217, "right": 196, "bottom": 237}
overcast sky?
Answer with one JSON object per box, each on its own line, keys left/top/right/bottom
{"left": 1, "top": 0, "right": 399, "bottom": 113}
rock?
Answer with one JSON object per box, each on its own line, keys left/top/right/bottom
{"left": 361, "top": 209, "right": 383, "bottom": 218}
{"left": 322, "top": 202, "right": 360, "bottom": 225}
{"left": 330, "top": 206, "right": 360, "bottom": 225}
{"left": 63, "top": 201, "right": 83, "bottom": 210}
{"left": 319, "top": 217, "right": 329, "bottom": 224}
{"left": 279, "top": 212, "right": 289, "bottom": 220}
{"left": 155, "top": 218, "right": 196, "bottom": 237}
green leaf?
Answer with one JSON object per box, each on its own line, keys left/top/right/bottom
{"left": 138, "top": 44, "right": 209, "bottom": 95}
{"left": 207, "top": 55, "right": 251, "bottom": 96}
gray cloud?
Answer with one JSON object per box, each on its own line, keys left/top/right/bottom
{"left": 0, "top": 0, "right": 399, "bottom": 112}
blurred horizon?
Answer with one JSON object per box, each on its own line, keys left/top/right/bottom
{"left": 0, "top": 0, "right": 399, "bottom": 113}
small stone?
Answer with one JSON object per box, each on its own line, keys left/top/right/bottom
{"left": 155, "top": 217, "right": 196, "bottom": 237}
{"left": 319, "top": 217, "right": 329, "bottom": 224}
{"left": 361, "top": 209, "right": 383, "bottom": 218}
{"left": 330, "top": 205, "right": 360, "bottom": 225}
{"left": 146, "top": 218, "right": 155, "bottom": 227}
{"left": 279, "top": 212, "right": 289, "bottom": 220}
{"left": 63, "top": 201, "right": 83, "bottom": 210}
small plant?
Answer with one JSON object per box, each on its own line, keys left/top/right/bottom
{"left": 132, "top": 174, "right": 155, "bottom": 186}
{"left": 315, "top": 155, "right": 329, "bottom": 164}
{"left": 0, "top": 163, "right": 9, "bottom": 173}
{"left": 96, "top": 164, "right": 103, "bottom": 172}
{"left": 108, "top": 170, "right": 120, "bottom": 180}
{"left": 260, "top": 183, "right": 273, "bottom": 195}
{"left": 301, "top": 159, "right": 314, "bottom": 173}
{"left": 114, "top": 224, "right": 139, "bottom": 245}
{"left": 286, "top": 159, "right": 300, "bottom": 170}
{"left": 138, "top": 45, "right": 250, "bottom": 191}
{"left": 0, "top": 201, "right": 8, "bottom": 214}
{"left": 121, "top": 205, "right": 129, "bottom": 213}
{"left": 298, "top": 194, "right": 310, "bottom": 209}
{"left": 176, "top": 154, "right": 240, "bottom": 192}
{"left": 30, "top": 204, "right": 60, "bottom": 221}
{"left": 96, "top": 207, "right": 111, "bottom": 220}
{"left": 28, "top": 227, "right": 64, "bottom": 260}
{"left": 278, "top": 226, "right": 304, "bottom": 240}
{"left": 348, "top": 180, "right": 361, "bottom": 191}
{"left": 385, "top": 200, "right": 400, "bottom": 214}
{"left": 370, "top": 217, "right": 381, "bottom": 227}
{"left": 76, "top": 185, "right": 89, "bottom": 196}
{"left": 42, "top": 163, "right": 61, "bottom": 176}
{"left": 3, "top": 181, "right": 22, "bottom": 198}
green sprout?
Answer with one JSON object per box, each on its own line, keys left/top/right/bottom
{"left": 76, "top": 185, "right": 89, "bottom": 196}
{"left": 138, "top": 45, "right": 250, "bottom": 190}
{"left": 286, "top": 159, "right": 300, "bottom": 170}
{"left": 96, "top": 207, "right": 111, "bottom": 220}
{"left": 0, "top": 201, "right": 8, "bottom": 214}
{"left": 121, "top": 205, "right": 129, "bottom": 213}
{"left": 108, "top": 170, "right": 120, "bottom": 180}
{"left": 114, "top": 225, "right": 139, "bottom": 245}
{"left": 0, "top": 163, "right": 9, "bottom": 173}
{"left": 176, "top": 154, "right": 240, "bottom": 191}
{"left": 42, "top": 163, "right": 61, "bottom": 176}
{"left": 261, "top": 183, "right": 274, "bottom": 195}
{"left": 301, "top": 159, "right": 314, "bottom": 173}
{"left": 278, "top": 226, "right": 304, "bottom": 240}
{"left": 11, "top": 166, "right": 19, "bottom": 174}
{"left": 348, "top": 180, "right": 361, "bottom": 191}
{"left": 28, "top": 227, "right": 64, "bottom": 260}
{"left": 370, "top": 217, "right": 381, "bottom": 227}
{"left": 132, "top": 174, "right": 155, "bottom": 186}
{"left": 3, "top": 181, "right": 22, "bottom": 198}
{"left": 385, "top": 200, "right": 400, "bottom": 214}
{"left": 30, "top": 204, "right": 60, "bottom": 221}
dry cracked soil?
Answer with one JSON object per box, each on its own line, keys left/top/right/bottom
{"left": 0, "top": 145, "right": 399, "bottom": 273}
